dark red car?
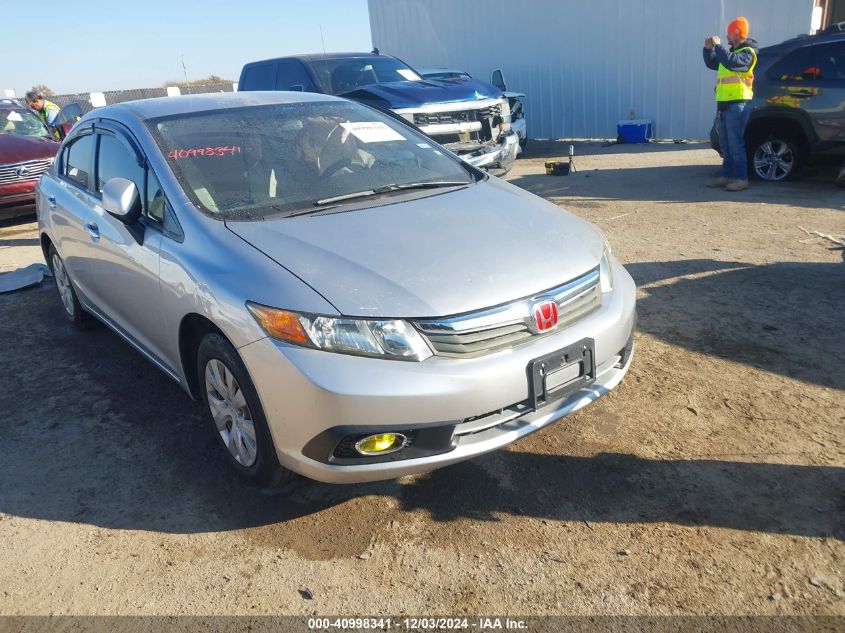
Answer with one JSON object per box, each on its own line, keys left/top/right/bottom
{"left": 0, "top": 99, "right": 61, "bottom": 219}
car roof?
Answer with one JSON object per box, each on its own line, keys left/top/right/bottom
{"left": 78, "top": 91, "right": 343, "bottom": 122}
{"left": 245, "top": 52, "right": 391, "bottom": 66}
{"left": 762, "top": 30, "right": 845, "bottom": 55}
{"left": 0, "top": 99, "right": 25, "bottom": 110}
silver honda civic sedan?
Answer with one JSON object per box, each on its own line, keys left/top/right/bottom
{"left": 37, "top": 92, "right": 635, "bottom": 486}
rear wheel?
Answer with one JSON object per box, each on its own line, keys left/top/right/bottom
{"left": 48, "top": 244, "right": 92, "bottom": 329}
{"left": 197, "top": 333, "right": 293, "bottom": 487}
{"left": 747, "top": 133, "right": 803, "bottom": 181}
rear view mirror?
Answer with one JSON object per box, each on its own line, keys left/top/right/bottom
{"left": 102, "top": 177, "right": 142, "bottom": 223}
{"left": 491, "top": 69, "right": 507, "bottom": 92}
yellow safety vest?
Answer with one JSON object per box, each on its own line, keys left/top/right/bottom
{"left": 716, "top": 46, "right": 757, "bottom": 102}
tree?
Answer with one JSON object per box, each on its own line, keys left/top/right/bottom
{"left": 30, "top": 84, "right": 54, "bottom": 97}
{"left": 163, "top": 75, "right": 232, "bottom": 88}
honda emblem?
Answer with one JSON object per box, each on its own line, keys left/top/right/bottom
{"left": 532, "top": 299, "right": 559, "bottom": 333}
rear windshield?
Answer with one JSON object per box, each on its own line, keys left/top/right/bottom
{"left": 147, "top": 101, "right": 473, "bottom": 220}
{"left": 1, "top": 107, "right": 49, "bottom": 138}
{"left": 309, "top": 57, "right": 422, "bottom": 94}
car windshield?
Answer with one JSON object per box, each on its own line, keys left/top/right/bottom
{"left": 1, "top": 107, "right": 49, "bottom": 138}
{"left": 148, "top": 101, "right": 475, "bottom": 220}
{"left": 309, "top": 57, "right": 422, "bottom": 94}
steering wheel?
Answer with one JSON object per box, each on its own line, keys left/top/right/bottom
{"left": 320, "top": 157, "right": 358, "bottom": 179}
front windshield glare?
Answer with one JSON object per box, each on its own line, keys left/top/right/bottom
{"left": 1, "top": 108, "right": 49, "bottom": 138}
{"left": 150, "top": 101, "right": 474, "bottom": 220}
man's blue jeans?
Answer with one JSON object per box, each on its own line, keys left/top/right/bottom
{"left": 717, "top": 102, "right": 751, "bottom": 181}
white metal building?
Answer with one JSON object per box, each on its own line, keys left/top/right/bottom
{"left": 368, "top": 0, "right": 816, "bottom": 140}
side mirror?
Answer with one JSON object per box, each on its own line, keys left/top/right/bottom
{"left": 102, "top": 177, "right": 141, "bottom": 223}
{"left": 491, "top": 69, "right": 507, "bottom": 92}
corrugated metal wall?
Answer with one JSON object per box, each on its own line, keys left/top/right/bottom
{"left": 368, "top": 0, "right": 814, "bottom": 139}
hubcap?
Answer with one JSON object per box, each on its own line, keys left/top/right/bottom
{"left": 204, "top": 359, "right": 258, "bottom": 467}
{"left": 753, "top": 140, "right": 794, "bottom": 182}
{"left": 52, "top": 253, "right": 75, "bottom": 317}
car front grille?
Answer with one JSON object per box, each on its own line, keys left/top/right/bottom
{"left": 0, "top": 158, "right": 53, "bottom": 185}
{"left": 413, "top": 105, "right": 500, "bottom": 126}
{"left": 414, "top": 267, "right": 602, "bottom": 358}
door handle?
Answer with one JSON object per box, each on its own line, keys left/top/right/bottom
{"left": 48, "top": 195, "right": 56, "bottom": 209}
{"left": 85, "top": 222, "right": 100, "bottom": 240}
{"left": 790, "top": 89, "right": 816, "bottom": 98}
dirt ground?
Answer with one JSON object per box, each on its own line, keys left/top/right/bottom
{"left": 0, "top": 142, "right": 843, "bottom": 618}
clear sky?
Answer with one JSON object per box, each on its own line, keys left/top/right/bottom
{"left": 1, "top": 0, "right": 372, "bottom": 97}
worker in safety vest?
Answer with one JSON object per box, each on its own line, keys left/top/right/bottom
{"left": 25, "top": 91, "right": 62, "bottom": 139}
{"left": 703, "top": 17, "right": 759, "bottom": 192}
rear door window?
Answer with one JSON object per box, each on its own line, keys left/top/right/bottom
{"left": 767, "top": 42, "right": 845, "bottom": 82}
{"left": 240, "top": 63, "right": 276, "bottom": 90}
{"left": 63, "top": 133, "right": 95, "bottom": 189}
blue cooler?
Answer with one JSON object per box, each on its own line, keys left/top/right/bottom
{"left": 617, "top": 119, "right": 653, "bottom": 144}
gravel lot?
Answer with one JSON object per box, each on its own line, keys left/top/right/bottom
{"left": 0, "top": 142, "right": 843, "bottom": 617}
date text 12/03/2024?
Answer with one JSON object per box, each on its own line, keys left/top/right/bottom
{"left": 307, "top": 617, "right": 529, "bottom": 630}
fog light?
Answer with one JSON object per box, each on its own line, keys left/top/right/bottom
{"left": 354, "top": 433, "right": 408, "bottom": 456}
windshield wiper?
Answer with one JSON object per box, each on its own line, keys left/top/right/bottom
{"left": 315, "top": 189, "right": 379, "bottom": 206}
{"left": 374, "top": 181, "right": 469, "bottom": 193}
{"left": 314, "top": 181, "right": 469, "bottom": 207}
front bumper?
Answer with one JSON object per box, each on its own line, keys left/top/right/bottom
{"left": 238, "top": 259, "right": 636, "bottom": 483}
{"left": 0, "top": 179, "right": 37, "bottom": 208}
{"left": 460, "top": 131, "right": 520, "bottom": 171}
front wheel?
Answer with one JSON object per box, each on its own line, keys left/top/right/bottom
{"left": 197, "top": 333, "right": 293, "bottom": 487}
{"left": 747, "top": 134, "right": 802, "bottom": 181}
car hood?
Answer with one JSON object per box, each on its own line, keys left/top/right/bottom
{"left": 342, "top": 78, "right": 503, "bottom": 110}
{"left": 0, "top": 134, "right": 59, "bottom": 164}
{"left": 225, "top": 178, "right": 603, "bottom": 318}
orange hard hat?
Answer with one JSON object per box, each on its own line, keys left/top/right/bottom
{"left": 728, "top": 17, "right": 749, "bottom": 39}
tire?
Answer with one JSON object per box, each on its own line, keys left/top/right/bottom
{"left": 747, "top": 133, "right": 803, "bottom": 182}
{"left": 197, "top": 333, "right": 292, "bottom": 487}
{"left": 48, "top": 244, "right": 92, "bottom": 329}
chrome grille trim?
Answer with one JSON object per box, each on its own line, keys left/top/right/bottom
{"left": 0, "top": 158, "right": 54, "bottom": 185}
{"left": 414, "top": 267, "right": 601, "bottom": 358}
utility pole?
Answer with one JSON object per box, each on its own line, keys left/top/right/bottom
{"left": 181, "top": 54, "right": 190, "bottom": 94}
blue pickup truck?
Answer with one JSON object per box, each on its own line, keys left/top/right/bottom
{"left": 238, "top": 51, "right": 519, "bottom": 174}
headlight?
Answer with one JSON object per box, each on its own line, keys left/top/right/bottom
{"left": 246, "top": 303, "right": 433, "bottom": 361}
{"left": 499, "top": 99, "right": 511, "bottom": 130}
{"left": 599, "top": 238, "right": 614, "bottom": 294}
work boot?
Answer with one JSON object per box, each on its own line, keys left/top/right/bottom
{"left": 725, "top": 179, "right": 749, "bottom": 191}
{"left": 707, "top": 176, "right": 730, "bottom": 188}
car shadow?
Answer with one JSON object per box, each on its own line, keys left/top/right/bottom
{"left": 0, "top": 237, "right": 40, "bottom": 248}
{"left": 628, "top": 258, "right": 845, "bottom": 390}
{"left": 0, "top": 284, "right": 842, "bottom": 540}
{"left": 511, "top": 145, "right": 843, "bottom": 210}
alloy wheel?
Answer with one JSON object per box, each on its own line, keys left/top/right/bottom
{"left": 52, "top": 253, "right": 75, "bottom": 317}
{"left": 753, "top": 140, "right": 795, "bottom": 181}
{"left": 204, "top": 359, "right": 258, "bottom": 466}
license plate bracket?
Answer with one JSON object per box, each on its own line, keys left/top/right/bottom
{"left": 528, "top": 338, "right": 596, "bottom": 409}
